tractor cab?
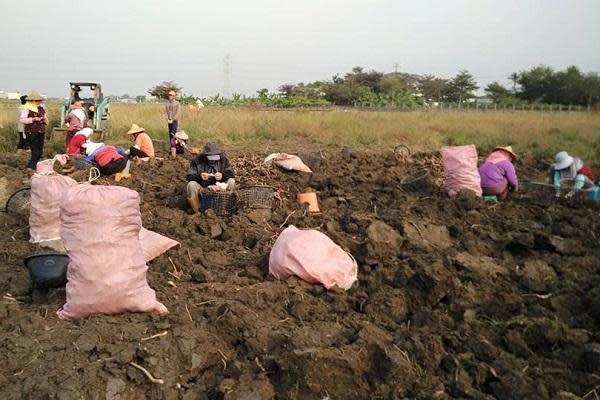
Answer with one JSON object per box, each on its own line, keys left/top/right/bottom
{"left": 51, "top": 82, "right": 110, "bottom": 141}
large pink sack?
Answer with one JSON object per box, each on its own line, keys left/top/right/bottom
{"left": 441, "top": 145, "right": 482, "bottom": 197}
{"left": 269, "top": 225, "right": 357, "bottom": 290}
{"left": 273, "top": 153, "right": 312, "bottom": 173}
{"left": 29, "top": 174, "right": 78, "bottom": 243}
{"left": 58, "top": 185, "right": 168, "bottom": 320}
{"left": 139, "top": 227, "right": 180, "bottom": 263}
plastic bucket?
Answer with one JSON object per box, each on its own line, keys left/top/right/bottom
{"left": 23, "top": 253, "right": 69, "bottom": 289}
{"left": 297, "top": 192, "right": 320, "bottom": 212}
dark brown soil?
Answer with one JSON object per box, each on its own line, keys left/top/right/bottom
{"left": 1, "top": 149, "right": 600, "bottom": 399}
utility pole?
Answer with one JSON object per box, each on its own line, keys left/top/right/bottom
{"left": 393, "top": 62, "right": 399, "bottom": 73}
{"left": 223, "top": 53, "right": 231, "bottom": 99}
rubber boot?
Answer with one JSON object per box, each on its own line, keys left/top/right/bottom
{"left": 187, "top": 195, "right": 200, "bottom": 214}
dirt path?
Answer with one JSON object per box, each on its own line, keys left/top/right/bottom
{"left": 0, "top": 149, "right": 599, "bottom": 399}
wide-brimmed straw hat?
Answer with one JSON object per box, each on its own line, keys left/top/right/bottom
{"left": 126, "top": 124, "right": 145, "bottom": 135}
{"left": 552, "top": 151, "right": 575, "bottom": 170}
{"left": 27, "top": 91, "right": 44, "bottom": 101}
{"left": 493, "top": 146, "right": 517, "bottom": 161}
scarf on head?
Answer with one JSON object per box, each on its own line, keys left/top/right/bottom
{"left": 24, "top": 101, "right": 40, "bottom": 113}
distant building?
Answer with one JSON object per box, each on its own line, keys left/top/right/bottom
{"left": 0, "top": 91, "right": 21, "bottom": 100}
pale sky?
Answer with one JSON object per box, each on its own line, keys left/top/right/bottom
{"left": 1, "top": 0, "right": 599, "bottom": 97}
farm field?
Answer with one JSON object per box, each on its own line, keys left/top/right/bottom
{"left": 1, "top": 103, "right": 600, "bottom": 163}
{"left": 0, "top": 107, "right": 599, "bottom": 398}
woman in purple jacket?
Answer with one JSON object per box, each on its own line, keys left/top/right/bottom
{"left": 479, "top": 146, "right": 518, "bottom": 199}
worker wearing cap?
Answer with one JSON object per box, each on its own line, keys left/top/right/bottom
{"left": 165, "top": 90, "right": 181, "bottom": 151}
{"left": 20, "top": 91, "right": 48, "bottom": 170}
{"left": 550, "top": 151, "right": 595, "bottom": 196}
{"left": 185, "top": 142, "right": 235, "bottom": 213}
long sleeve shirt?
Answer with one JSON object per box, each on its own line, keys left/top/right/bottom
{"left": 479, "top": 160, "right": 518, "bottom": 190}
{"left": 186, "top": 155, "right": 234, "bottom": 188}
{"left": 20, "top": 108, "right": 47, "bottom": 133}
{"left": 165, "top": 100, "right": 181, "bottom": 121}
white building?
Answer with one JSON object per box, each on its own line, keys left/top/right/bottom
{"left": 0, "top": 91, "right": 22, "bottom": 100}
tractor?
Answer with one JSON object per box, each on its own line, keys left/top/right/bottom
{"left": 51, "top": 82, "right": 110, "bottom": 141}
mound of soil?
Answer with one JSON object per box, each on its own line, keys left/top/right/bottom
{"left": 1, "top": 149, "right": 600, "bottom": 399}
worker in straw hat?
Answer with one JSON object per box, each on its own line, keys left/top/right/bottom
{"left": 185, "top": 142, "right": 235, "bottom": 213}
{"left": 479, "top": 146, "right": 518, "bottom": 199}
{"left": 126, "top": 123, "right": 155, "bottom": 159}
{"left": 165, "top": 90, "right": 181, "bottom": 153}
{"left": 550, "top": 151, "right": 595, "bottom": 196}
{"left": 19, "top": 91, "right": 48, "bottom": 170}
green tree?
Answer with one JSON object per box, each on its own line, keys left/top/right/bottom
{"left": 447, "top": 70, "right": 478, "bottom": 103}
{"left": 418, "top": 74, "right": 449, "bottom": 102}
{"left": 508, "top": 72, "right": 519, "bottom": 94}
{"left": 517, "top": 65, "right": 555, "bottom": 103}
{"left": 380, "top": 73, "right": 411, "bottom": 93}
{"left": 583, "top": 72, "right": 600, "bottom": 107}
{"left": 484, "top": 81, "right": 510, "bottom": 103}
{"left": 148, "top": 81, "right": 182, "bottom": 99}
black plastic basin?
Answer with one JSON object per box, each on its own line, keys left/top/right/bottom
{"left": 23, "top": 253, "right": 69, "bottom": 289}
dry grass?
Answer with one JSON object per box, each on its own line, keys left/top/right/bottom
{"left": 1, "top": 102, "right": 600, "bottom": 166}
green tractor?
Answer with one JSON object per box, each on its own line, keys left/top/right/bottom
{"left": 51, "top": 82, "right": 110, "bottom": 141}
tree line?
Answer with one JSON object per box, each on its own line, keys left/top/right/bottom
{"left": 147, "top": 64, "right": 600, "bottom": 108}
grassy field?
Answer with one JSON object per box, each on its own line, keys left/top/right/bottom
{"left": 1, "top": 102, "right": 599, "bottom": 165}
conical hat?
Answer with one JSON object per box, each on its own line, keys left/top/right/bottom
{"left": 126, "top": 123, "right": 145, "bottom": 135}
{"left": 492, "top": 146, "right": 517, "bottom": 161}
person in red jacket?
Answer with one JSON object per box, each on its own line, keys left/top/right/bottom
{"left": 67, "top": 127, "right": 93, "bottom": 155}
{"left": 86, "top": 144, "right": 128, "bottom": 176}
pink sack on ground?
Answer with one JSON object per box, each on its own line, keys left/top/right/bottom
{"left": 139, "top": 227, "right": 180, "bottom": 263}
{"left": 273, "top": 153, "right": 312, "bottom": 173}
{"left": 57, "top": 185, "right": 168, "bottom": 320}
{"left": 441, "top": 144, "right": 482, "bottom": 197}
{"left": 29, "top": 174, "right": 77, "bottom": 243}
{"left": 269, "top": 225, "right": 357, "bottom": 290}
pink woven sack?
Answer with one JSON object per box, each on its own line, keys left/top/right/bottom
{"left": 139, "top": 227, "right": 180, "bottom": 263}
{"left": 273, "top": 153, "right": 312, "bottom": 173}
{"left": 29, "top": 173, "right": 77, "bottom": 243}
{"left": 269, "top": 225, "right": 357, "bottom": 290}
{"left": 441, "top": 145, "right": 482, "bottom": 197}
{"left": 57, "top": 185, "right": 168, "bottom": 320}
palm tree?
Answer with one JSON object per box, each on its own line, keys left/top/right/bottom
{"left": 508, "top": 72, "right": 519, "bottom": 94}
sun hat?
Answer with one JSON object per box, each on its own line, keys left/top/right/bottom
{"left": 203, "top": 142, "right": 222, "bottom": 156}
{"left": 552, "top": 151, "right": 575, "bottom": 170}
{"left": 27, "top": 91, "right": 44, "bottom": 101}
{"left": 492, "top": 146, "right": 517, "bottom": 161}
{"left": 175, "top": 131, "right": 189, "bottom": 140}
{"left": 126, "top": 124, "right": 145, "bottom": 135}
